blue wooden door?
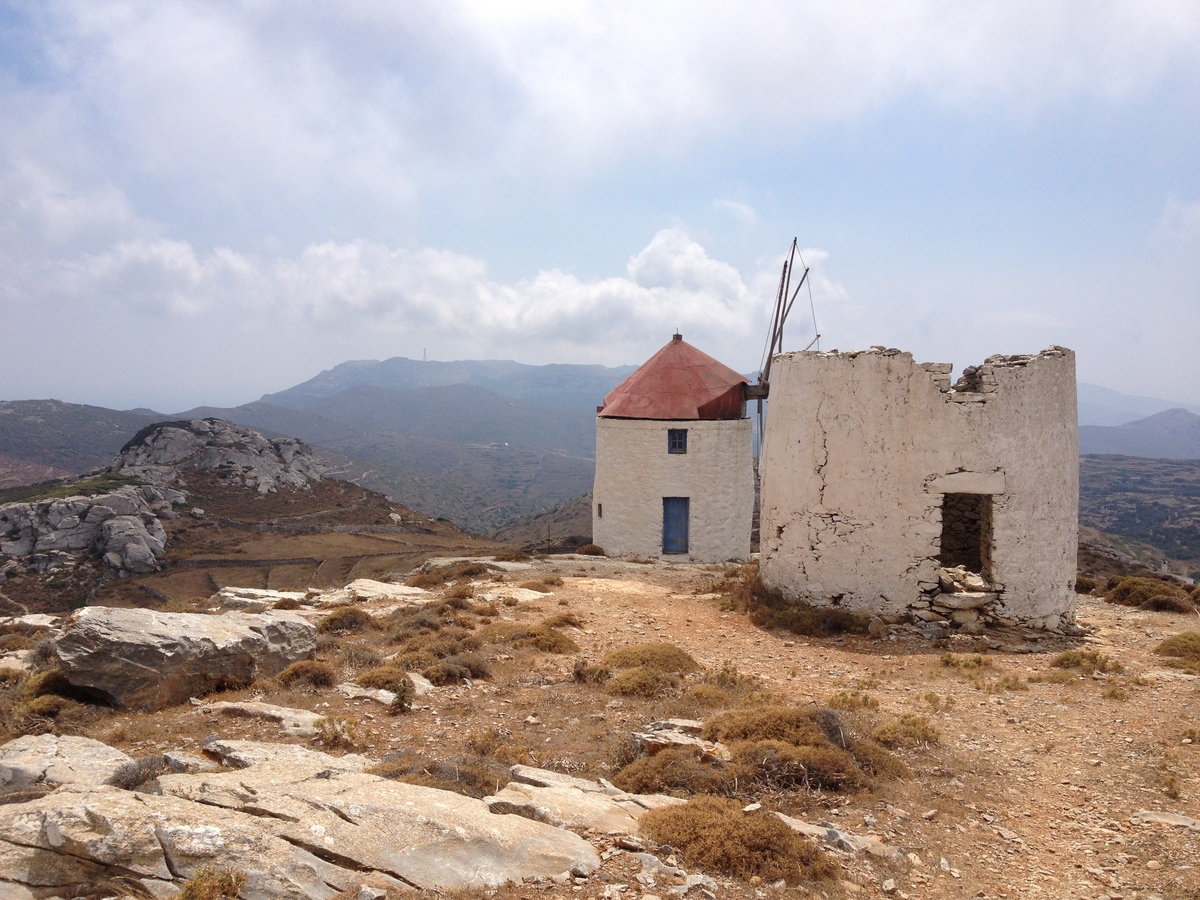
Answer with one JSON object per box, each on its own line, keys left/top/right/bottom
{"left": 662, "top": 497, "right": 689, "bottom": 554}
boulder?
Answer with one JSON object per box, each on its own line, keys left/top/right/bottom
{"left": 54, "top": 607, "right": 316, "bottom": 710}
{"left": 0, "top": 735, "right": 132, "bottom": 796}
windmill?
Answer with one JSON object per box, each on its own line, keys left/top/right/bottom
{"left": 748, "top": 238, "right": 821, "bottom": 457}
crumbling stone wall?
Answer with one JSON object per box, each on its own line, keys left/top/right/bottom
{"left": 759, "top": 346, "right": 1078, "bottom": 631}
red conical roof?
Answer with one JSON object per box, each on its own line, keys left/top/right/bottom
{"left": 599, "top": 334, "right": 748, "bottom": 420}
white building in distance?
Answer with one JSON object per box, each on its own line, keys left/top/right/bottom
{"left": 592, "top": 334, "right": 754, "bottom": 562}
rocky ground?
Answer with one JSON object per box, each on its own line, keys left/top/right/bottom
{"left": 2, "top": 554, "right": 1197, "bottom": 899}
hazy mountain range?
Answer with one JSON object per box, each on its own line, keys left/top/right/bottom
{"left": 2, "top": 360, "right": 1197, "bottom": 534}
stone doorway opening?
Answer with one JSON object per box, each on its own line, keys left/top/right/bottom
{"left": 938, "top": 492, "right": 993, "bottom": 580}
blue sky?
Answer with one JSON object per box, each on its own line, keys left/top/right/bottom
{"left": 1, "top": 1, "right": 1197, "bottom": 412}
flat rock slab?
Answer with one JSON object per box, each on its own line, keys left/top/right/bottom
{"left": 54, "top": 606, "right": 316, "bottom": 711}
{"left": 201, "top": 738, "right": 373, "bottom": 773}
{"left": 0, "top": 783, "right": 400, "bottom": 899}
{"left": 160, "top": 761, "right": 600, "bottom": 889}
{"left": 486, "top": 782, "right": 641, "bottom": 832}
{"left": 201, "top": 700, "right": 324, "bottom": 737}
{"left": 331, "top": 579, "right": 432, "bottom": 603}
{"left": 0, "top": 735, "right": 132, "bottom": 796}
{"left": 1131, "top": 810, "right": 1200, "bottom": 831}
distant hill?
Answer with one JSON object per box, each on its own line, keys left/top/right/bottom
{"left": 0, "top": 400, "right": 163, "bottom": 486}
{"left": 262, "top": 356, "right": 635, "bottom": 411}
{"left": 1079, "top": 408, "right": 1200, "bottom": 459}
{"left": 1077, "top": 382, "right": 1200, "bottom": 426}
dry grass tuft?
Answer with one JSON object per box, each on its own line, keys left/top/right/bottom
{"left": 272, "top": 596, "right": 302, "bottom": 610}
{"left": 640, "top": 796, "right": 839, "bottom": 884}
{"left": 576, "top": 543, "right": 605, "bottom": 556}
{"left": 601, "top": 642, "right": 700, "bottom": 675}
{"left": 477, "top": 621, "right": 578, "bottom": 654}
{"left": 517, "top": 581, "right": 554, "bottom": 593}
{"left": 720, "top": 562, "right": 868, "bottom": 636}
{"left": 872, "top": 713, "right": 940, "bottom": 748}
{"left": 940, "top": 652, "right": 992, "bottom": 670}
{"left": 178, "top": 867, "right": 247, "bottom": 900}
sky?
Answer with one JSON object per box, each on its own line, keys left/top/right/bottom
{"left": 1, "top": 1, "right": 1198, "bottom": 413}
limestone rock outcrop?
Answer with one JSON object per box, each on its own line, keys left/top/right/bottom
{"left": 0, "top": 734, "right": 601, "bottom": 897}
{"left": 0, "top": 484, "right": 177, "bottom": 575}
{"left": 115, "top": 417, "right": 324, "bottom": 494}
{"left": 54, "top": 607, "right": 316, "bottom": 710}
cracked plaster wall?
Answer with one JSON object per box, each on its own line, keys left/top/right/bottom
{"left": 593, "top": 418, "right": 753, "bottom": 563}
{"left": 759, "top": 347, "right": 1078, "bottom": 630}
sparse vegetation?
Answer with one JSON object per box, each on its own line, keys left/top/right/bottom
{"left": 1052, "top": 649, "right": 1124, "bottom": 674}
{"left": 827, "top": 689, "right": 879, "bottom": 710}
{"left": 605, "top": 666, "right": 679, "bottom": 698}
{"left": 314, "top": 716, "right": 360, "bottom": 750}
{"left": 576, "top": 543, "right": 605, "bottom": 556}
{"left": 368, "top": 751, "right": 510, "bottom": 798}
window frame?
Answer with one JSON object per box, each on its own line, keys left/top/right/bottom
{"left": 667, "top": 428, "right": 688, "bottom": 454}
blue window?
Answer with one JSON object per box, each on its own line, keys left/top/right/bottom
{"left": 668, "top": 429, "right": 687, "bottom": 454}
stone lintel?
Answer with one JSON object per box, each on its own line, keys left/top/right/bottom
{"left": 926, "top": 471, "right": 1007, "bottom": 495}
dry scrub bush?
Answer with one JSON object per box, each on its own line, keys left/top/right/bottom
{"left": 1052, "top": 649, "right": 1124, "bottom": 674}
{"left": 576, "top": 543, "right": 605, "bottom": 556}
{"left": 272, "top": 596, "right": 302, "bottom": 610}
{"left": 542, "top": 612, "right": 582, "bottom": 628}
{"left": 872, "top": 713, "right": 940, "bottom": 748}
{"left": 1155, "top": 631, "right": 1200, "bottom": 674}
{"left": 445, "top": 582, "right": 475, "bottom": 600}
{"left": 1105, "top": 577, "right": 1193, "bottom": 611}
{"left": 605, "top": 666, "right": 679, "bottom": 698}
{"left": 681, "top": 683, "right": 731, "bottom": 709}
{"left": 613, "top": 747, "right": 730, "bottom": 795}
{"left": 317, "top": 607, "right": 379, "bottom": 634}
{"left": 178, "top": 866, "right": 247, "bottom": 900}
{"left": 640, "top": 796, "right": 839, "bottom": 884}
{"left": 0, "top": 667, "right": 24, "bottom": 687}
{"left": 368, "top": 751, "right": 510, "bottom": 798}
{"left": 356, "top": 665, "right": 415, "bottom": 701}
{"left": 517, "top": 581, "right": 553, "bottom": 593}
{"left": 274, "top": 660, "right": 335, "bottom": 690}
{"left": 106, "top": 755, "right": 169, "bottom": 791}
{"left": 702, "top": 706, "right": 826, "bottom": 745}
{"left": 572, "top": 658, "right": 611, "bottom": 685}
{"left": 477, "top": 621, "right": 578, "bottom": 653}
{"left": 602, "top": 642, "right": 699, "bottom": 675}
